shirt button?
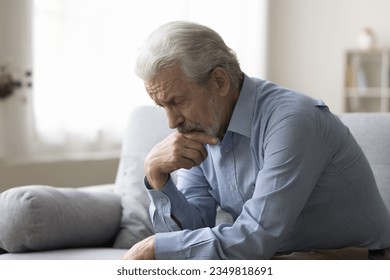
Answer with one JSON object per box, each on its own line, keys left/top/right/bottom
{"left": 224, "top": 147, "right": 230, "bottom": 153}
{"left": 161, "top": 197, "right": 168, "bottom": 203}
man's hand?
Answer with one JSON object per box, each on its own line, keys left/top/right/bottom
{"left": 145, "top": 131, "right": 218, "bottom": 189}
{"left": 120, "top": 235, "right": 156, "bottom": 260}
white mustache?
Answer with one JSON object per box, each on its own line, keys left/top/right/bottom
{"left": 177, "top": 122, "right": 205, "bottom": 134}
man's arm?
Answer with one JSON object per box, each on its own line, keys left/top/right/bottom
{"left": 147, "top": 171, "right": 217, "bottom": 231}
{"left": 144, "top": 131, "right": 219, "bottom": 231}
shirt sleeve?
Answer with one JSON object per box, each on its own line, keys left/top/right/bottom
{"left": 146, "top": 169, "right": 217, "bottom": 232}
{"left": 153, "top": 108, "right": 334, "bottom": 259}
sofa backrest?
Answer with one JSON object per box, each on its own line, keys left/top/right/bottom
{"left": 338, "top": 113, "right": 390, "bottom": 214}
{"left": 113, "top": 106, "right": 175, "bottom": 248}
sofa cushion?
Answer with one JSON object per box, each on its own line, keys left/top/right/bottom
{"left": 339, "top": 113, "right": 390, "bottom": 213}
{"left": 0, "top": 185, "right": 121, "bottom": 253}
{"left": 0, "top": 248, "right": 127, "bottom": 260}
{"left": 113, "top": 106, "right": 174, "bottom": 248}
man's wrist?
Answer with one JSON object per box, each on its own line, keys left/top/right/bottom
{"left": 144, "top": 174, "right": 169, "bottom": 190}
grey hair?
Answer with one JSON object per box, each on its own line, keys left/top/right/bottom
{"left": 135, "top": 21, "right": 243, "bottom": 89}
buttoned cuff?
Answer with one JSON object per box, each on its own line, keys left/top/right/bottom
{"left": 145, "top": 175, "right": 190, "bottom": 224}
{"left": 145, "top": 176, "right": 183, "bottom": 232}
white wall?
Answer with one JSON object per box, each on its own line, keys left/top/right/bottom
{"left": 267, "top": 0, "right": 390, "bottom": 113}
{"left": 0, "top": 0, "right": 33, "bottom": 159}
{"left": 0, "top": 0, "right": 8, "bottom": 159}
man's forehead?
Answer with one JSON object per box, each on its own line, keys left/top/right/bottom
{"left": 145, "top": 75, "right": 176, "bottom": 98}
{"left": 145, "top": 65, "right": 188, "bottom": 100}
{"left": 146, "top": 65, "right": 178, "bottom": 87}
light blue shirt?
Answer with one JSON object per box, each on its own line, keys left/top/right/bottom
{"left": 146, "top": 74, "right": 390, "bottom": 259}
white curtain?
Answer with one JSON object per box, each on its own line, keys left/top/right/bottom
{"left": 32, "top": 0, "right": 267, "bottom": 156}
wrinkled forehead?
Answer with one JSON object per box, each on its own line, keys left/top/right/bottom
{"left": 144, "top": 65, "right": 189, "bottom": 103}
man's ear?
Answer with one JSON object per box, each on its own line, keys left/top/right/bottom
{"left": 211, "top": 67, "right": 230, "bottom": 97}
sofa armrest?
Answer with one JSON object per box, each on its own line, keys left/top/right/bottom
{"left": 76, "top": 184, "right": 116, "bottom": 193}
{"left": 0, "top": 185, "right": 122, "bottom": 253}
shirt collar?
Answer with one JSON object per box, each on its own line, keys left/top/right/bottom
{"left": 226, "top": 73, "right": 256, "bottom": 138}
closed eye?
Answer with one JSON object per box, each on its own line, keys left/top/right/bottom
{"left": 154, "top": 102, "right": 164, "bottom": 108}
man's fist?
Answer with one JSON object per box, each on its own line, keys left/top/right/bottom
{"left": 144, "top": 131, "right": 218, "bottom": 189}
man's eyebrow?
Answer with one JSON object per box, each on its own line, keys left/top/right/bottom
{"left": 152, "top": 94, "right": 179, "bottom": 107}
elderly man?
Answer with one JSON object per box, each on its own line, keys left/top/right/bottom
{"left": 122, "top": 21, "right": 390, "bottom": 260}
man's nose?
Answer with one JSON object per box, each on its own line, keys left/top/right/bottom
{"left": 166, "top": 107, "right": 184, "bottom": 129}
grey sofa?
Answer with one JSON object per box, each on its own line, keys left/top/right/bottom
{"left": 0, "top": 106, "right": 389, "bottom": 260}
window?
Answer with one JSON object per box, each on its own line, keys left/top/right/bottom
{"left": 32, "top": 0, "right": 267, "bottom": 158}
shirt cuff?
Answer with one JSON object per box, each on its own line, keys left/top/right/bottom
{"left": 155, "top": 231, "right": 186, "bottom": 260}
{"left": 145, "top": 176, "right": 190, "bottom": 222}
{"left": 145, "top": 176, "right": 183, "bottom": 232}
{"left": 144, "top": 175, "right": 180, "bottom": 204}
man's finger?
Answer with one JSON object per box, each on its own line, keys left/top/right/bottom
{"left": 182, "top": 132, "right": 219, "bottom": 145}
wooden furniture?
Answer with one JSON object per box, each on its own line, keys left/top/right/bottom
{"left": 345, "top": 49, "right": 390, "bottom": 112}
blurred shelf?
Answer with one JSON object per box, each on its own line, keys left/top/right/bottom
{"left": 344, "top": 49, "right": 390, "bottom": 112}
